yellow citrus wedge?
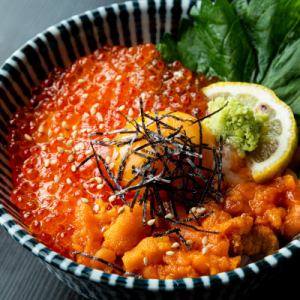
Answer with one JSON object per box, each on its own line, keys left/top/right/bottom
{"left": 202, "top": 82, "right": 298, "bottom": 183}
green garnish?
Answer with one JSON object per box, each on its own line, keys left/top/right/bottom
{"left": 204, "top": 98, "right": 265, "bottom": 156}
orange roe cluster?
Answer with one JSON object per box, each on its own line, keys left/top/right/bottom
{"left": 224, "top": 174, "right": 300, "bottom": 241}
{"left": 8, "top": 44, "right": 213, "bottom": 258}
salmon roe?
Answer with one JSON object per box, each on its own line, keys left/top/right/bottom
{"left": 8, "top": 44, "right": 213, "bottom": 257}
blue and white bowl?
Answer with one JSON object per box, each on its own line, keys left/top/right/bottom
{"left": 1, "top": 1, "right": 300, "bottom": 299}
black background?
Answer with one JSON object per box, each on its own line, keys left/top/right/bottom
{"left": 0, "top": 0, "right": 299, "bottom": 299}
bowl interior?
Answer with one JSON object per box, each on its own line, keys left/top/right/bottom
{"left": 1, "top": 0, "right": 300, "bottom": 294}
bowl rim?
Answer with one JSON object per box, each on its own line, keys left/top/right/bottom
{"left": 1, "top": 0, "right": 300, "bottom": 292}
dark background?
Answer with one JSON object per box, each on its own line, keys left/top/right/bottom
{"left": 0, "top": 0, "right": 299, "bottom": 299}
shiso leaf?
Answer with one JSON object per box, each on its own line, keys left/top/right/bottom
{"left": 234, "top": 0, "right": 300, "bottom": 82}
{"left": 158, "top": 0, "right": 256, "bottom": 81}
{"left": 156, "top": 33, "right": 180, "bottom": 62}
{"left": 261, "top": 38, "right": 300, "bottom": 115}
{"left": 234, "top": 0, "right": 300, "bottom": 114}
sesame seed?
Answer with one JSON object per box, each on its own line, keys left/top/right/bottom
{"left": 171, "top": 242, "right": 180, "bottom": 249}
{"left": 41, "top": 145, "right": 47, "bottom": 151}
{"left": 186, "top": 240, "right": 193, "bottom": 246}
{"left": 116, "top": 75, "right": 122, "bottom": 81}
{"left": 24, "top": 134, "right": 33, "bottom": 141}
{"left": 67, "top": 154, "right": 75, "bottom": 163}
{"left": 74, "top": 144, "right": 80, "bottom": 152}
{"left": 173, "top": 70, "right": 184, "bottom": 79}
{"left": 38, "top": 124, "right": 44, "bottom": 133}
{"left": 118, "top": 206, "right": 125, "bottom": 214}
{"left": 105, "top": 156, "right": 111, "bottom": 164}
{"left": 190, "top": 207, "right": 197, "bottom": 214}
{"left": 74, "top": 142, "right": 84, "bottom": 151}
{"left": 99, "top": 124, "right": 104, "bottom": 130}
{"left": 165, "top": 213, "right": 174, "bottom": 219}
{"left": 57, "top": 135, "right": 65, "bottom": 141}
{"left": 82, "top": 94, "right": 88, "bottom": 99}
{"left": 196, "top": 207, "right": 206, "bottom": 214}
{"left": 72, "top": 130, "right": 78, "bottom": 138}
{"left": 78, "top": 78, "right": 86, "bottom": 84}
{"left": 147, "top": 219, "right": 156, "bottom": 226}
{"left": 57, "top": 146, "right": 64, "bottom": 154}
{"left": 202, "top": 247, "right": 208, "bottom": 255}
{"left": 117, "top": 105, "right": 125, "bottom": 112}
{"left": 47, "top": 129, "right": 52, "bottom": 138}
{"left": 62, "top": 121, "right": 69, "bottom": 130}
{"left": 50, "top": 158, "right": 58, "bottom": 165}
{"left": 83, "top": 112, "right": 90, "bottom": 119}
{"left": 81, "top": 128, "right": 88, "bottom": 134}
{"left": 97, "top": 183, "right": 105, "bottom": 190}
{"left": 86, "top": 128, "right": 92, "bottom": 133}
{"left": 165, "top": 251, "right": 175, "bottom": 256}
{"left": 81, "top": 197, "right": 89, "bottom": 204}
{"left": 66, "top": 140, "right": 73, "bottom": 148}
{"left": 109, "top": 162, "right": 115, "bottom": 169}
{"left": 202, "top": 236, "right": 208, "bottom": 245}
{"left": 90, "top": 103, "right": 99, "bottom": 115}
{"left": 54, "top": 175, "right": 60, "bottom": 183}
{"left": 85, "top": 149, "right": 93, "bottom": 156}
{"left": 93, "top": 204, "right": 100, "bottom": 213}
{"left": 140, "top": 92, "right": 147, "bottom": 101}
{"left": 103, "top": 137, "right": 110, "bottom": 142}
{"left": 112, "top": 151, "right": 119, "bottom": 160}
{"left": 101, "top": 226, "right": 107, "bottom": 233}
{"left": 108, "top": 195, "right": 116, "bottom": 203}
{"left": 143, "top": 257, "right": 148, "bottom": 266}
{"left": 44, "top": 159, "right": 50, "bottom": 168}
{"left": 96, "top": 112, "right": 103, "bottom": 122}
{"left": 72, "top": 125, "right": 77, "bottom": 130}
{"left": 94, "top": 177, "right": 102, "bottom": 184}
{"left": 128, "top": 108, "right": 134, "bottom": 117}
{"left": 66, "top": 178, "right": 72, "bottom": 185}
{"left": 71, "top": 165, "right": 77, "bottom": 172}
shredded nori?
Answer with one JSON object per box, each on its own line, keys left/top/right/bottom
{"left": 153, "top": 228, "right": 181, "bottom": 237}
{"left": 73, "top": 251, "right": 125, "bottom": 274}
{"left": 77, "top": 98, "right": 224, "bottom": 237}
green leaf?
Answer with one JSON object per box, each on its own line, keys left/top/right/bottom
{"left": 233, "top": 0, "right": 300, "bottom": 82}
{"left": 234, "top": 0, "right": 300, "bottom": 114}
{"left": 262, "top": 38, "right": 300, "bottom": 114}
{"left": 159, "top": 0, "right": 256, "bottom": 81}
{"left": 156, "top": 33, "right": 179, "bottom": 63}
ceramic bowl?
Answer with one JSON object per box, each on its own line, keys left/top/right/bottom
{"left": 1, "top": 1, "right": 300, "bottom": 299}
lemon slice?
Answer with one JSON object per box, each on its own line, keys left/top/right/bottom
{"left": 202, "top": 82, "right": 298, "bottom": 183}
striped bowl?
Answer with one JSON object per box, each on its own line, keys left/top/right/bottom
{"left": 1, "top": 1, "right": 300, "bottom": 299}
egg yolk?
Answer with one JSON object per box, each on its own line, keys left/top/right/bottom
{"left": 113, "top": 111, "right": 215, "bottom": 184}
